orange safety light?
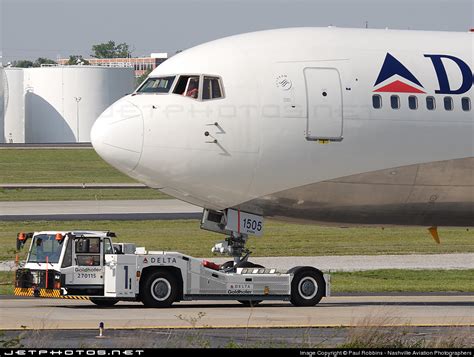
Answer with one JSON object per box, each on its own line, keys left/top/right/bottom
{"left": 55, "top": 233, "right": 63, "bottom": 241}
{"left": 18, "top": 233, "right": 26, "bottom": 241}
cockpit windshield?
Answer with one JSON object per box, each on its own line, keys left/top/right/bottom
{"left": 137, "top": 76, "right": 176, "bottom": 94}
{"left": 27, "top": 234, "right": 64, "bottom": 263}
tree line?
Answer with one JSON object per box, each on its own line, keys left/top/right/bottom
{"left": 10, "top": 41, "right": 132, "bottom": 68}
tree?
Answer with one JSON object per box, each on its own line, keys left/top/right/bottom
{"left": 91, "top": 41, "right": 131, "bottom": 58}
{"left": 67, "top": 55, "right": 90, "bottom": 65}
{"left": 12, "top": 60, "right": 34, "bottom": 68}
{"left": 11, "top": 58, "right": 57, "bottom": 68}
{"left": 34, "top": 57, "right": 57, "bottom": 67}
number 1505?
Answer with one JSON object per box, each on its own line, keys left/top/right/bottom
{"left": 242, "top": 219, "right": 262, "bottom": 231}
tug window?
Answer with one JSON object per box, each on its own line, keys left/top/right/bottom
{"left": 75, "top": 238, "right": 101, "bottom": 266}
{"left": 408, "top": 96, "right": 418, "bottom": 110}
{"left": 173, "top": 75, "right": 200, "bottom": 99}
{"left": 372, "top": 95, "right": 382, "bottom": 109}
{"left": 461, "top": 97, "right": 471, "bottom": 112}
{"left": 390, "top": 95, "right": 400, "bottom": 109}
{"left": 137, "top": 76, "right": 175, "bottom": 93}
{"left": 444, "top": 97, "right": 453, "bottom": 111}
{"left": 203, "top": 77, "right": 223, "bottom": 100}
{"left": 426, "top": 96, "right": 436, "bottom": 110}
{"left": 27, "top": 234, "right": 63, "bottom": 264}
{"left": 61, "top": 238, "right": 73, "bottom": 268}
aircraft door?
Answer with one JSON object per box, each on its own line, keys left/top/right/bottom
{"left": 304, "top": 68, "right": 343, "bottom": 141}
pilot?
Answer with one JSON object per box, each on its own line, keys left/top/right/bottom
{"left": 185, "top": 78, "right": 199, "bottom": 98}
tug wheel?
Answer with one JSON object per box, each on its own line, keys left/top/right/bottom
{"left": 290, "top": 269, "right": 325, "bottom": 307}
{"left": 141, "top": 270, "right": 178, "bottom": 308}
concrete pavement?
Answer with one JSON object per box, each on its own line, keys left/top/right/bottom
{"left": 1, "top": 295, "right": 472, "bottom": 330}
{"left": 0, "top": 199, "right": 202, "bottom": 221}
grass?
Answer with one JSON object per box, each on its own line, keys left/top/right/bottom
{"left": 0, "top": 149, "right": 172, "bottom": 200}
{"left": 2, "top": 325, "right": 472, "bottom": 348}
{"left": 331, "top": 269, "right": 474, "bottom": 293}
{"left": 0, "top": 271, "right": 14, "bottom": 295}
{"left": 1, "top": 270, "right": 473, "bottom": 296}
{"left": 339, "top": 322, "right": 472, "bottom": 348}
{"left": 0, "top": 219, "right": 472, "bottom": 261}
{"left": 0, "top": 188, "right": 169, "bottom": 201}
{"left": 0, "top": 149, "right": 134, "bottom": 183}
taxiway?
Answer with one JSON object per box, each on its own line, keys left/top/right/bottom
{"left": 1, "top": 295, "right": 472, "bottom": 330}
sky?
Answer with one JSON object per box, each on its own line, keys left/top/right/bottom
{"left": 1, "top": 0, "right": 473, "bottom": 63}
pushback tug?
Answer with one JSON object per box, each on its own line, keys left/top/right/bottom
{"left": 14, "top": 209, "right": 330, "bottom": 307}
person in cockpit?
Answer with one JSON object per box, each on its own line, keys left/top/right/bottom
{"left": 185, "top": 77, "right": 199, "bottom": 98}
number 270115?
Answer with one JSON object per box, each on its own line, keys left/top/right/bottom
{"left": 77, "top": 273, "right": 97, "bottom": 279}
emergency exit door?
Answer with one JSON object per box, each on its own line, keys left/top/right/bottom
{"left": 304, "top": 68, "right": 343, "bottom": 141}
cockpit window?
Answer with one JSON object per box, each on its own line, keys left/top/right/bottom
{"left": 137, "top": 76, "right": 175, "bottom": 94}
{"left": 173, "top": 75, "right": 200, "bottom": 99}
{"left": 203, "top": 77, "right": 223, "bottom": 100}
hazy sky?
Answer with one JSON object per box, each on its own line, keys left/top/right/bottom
{"left": 1, "top": 0, "right": 473, "bottom": 62}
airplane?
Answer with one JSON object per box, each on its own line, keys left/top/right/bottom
{"left": 91, "top": 27, "right": 473, "bottom": 259}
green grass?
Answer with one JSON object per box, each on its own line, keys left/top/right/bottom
{"left": 0, "top": 271, "right": 14, "bottom": 295}
{"left": 1, "top": 270, "right": 473, "bottom": 296}
{"left": 0, "top": 188, "right": 169, "bottom": 201}
{"left": 0, "top": 220, "right": 472, "bottom": 261}
{"left": 331, "top": 269, "right": 474, "bottom": 293}
{"left": 0, "top": 149, "right": 134, "bottom": 183}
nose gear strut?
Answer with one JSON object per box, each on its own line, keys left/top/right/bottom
{"left": 201, "top": 209, "right": 255, "bottom": 266}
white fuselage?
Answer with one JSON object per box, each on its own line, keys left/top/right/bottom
{"left": 91, "top": 28, "right": 473, "bottom": 226}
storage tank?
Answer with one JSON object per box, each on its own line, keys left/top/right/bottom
{"left": 24, "top": 66, "right": 134, "bottom": 143}
{"left": 0, "top": 67, "right": 4, "bottom": 143}
{"left": 4, "top": 68, "right": 25, "bottom": 143}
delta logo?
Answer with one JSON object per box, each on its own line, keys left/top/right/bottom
{"left": 373, "top": 53, "right": 472, "bottom": 95}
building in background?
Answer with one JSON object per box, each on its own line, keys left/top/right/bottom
{"left": 1, "top": 66, "right": 135, "bottom": 143}
{"left": 57, "top": 53, "right": 168, "bottom": 77}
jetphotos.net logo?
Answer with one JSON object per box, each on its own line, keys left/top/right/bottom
{"left": 373, "top": 53, "right": 473, "bottom": 95}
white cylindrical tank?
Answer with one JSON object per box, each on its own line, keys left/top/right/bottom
{"left": 0, "top": 67, "right": 4, "bottom": 143}
{"left": 24, "top": 66, "right": 134, "bottom": 143}
{"left": 4, "top": 68, "right": 25, "bottom": 143}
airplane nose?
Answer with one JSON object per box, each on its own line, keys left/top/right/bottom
{"left": 91, "top": 99, "right": 144, "bottom": 173}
